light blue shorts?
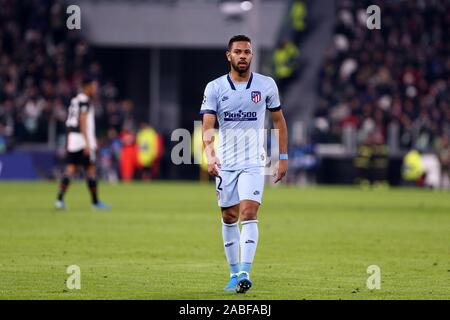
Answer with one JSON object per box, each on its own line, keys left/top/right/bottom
{"left": 215, "top": 166, "right": 265, "bottom": 208}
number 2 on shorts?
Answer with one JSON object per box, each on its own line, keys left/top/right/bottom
{"left": 216, "top": 176, "right": 223, "bottom": 191}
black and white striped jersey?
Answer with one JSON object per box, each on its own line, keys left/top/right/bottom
{"left": 65, "top": 93, "right": 97, "bottom": 152}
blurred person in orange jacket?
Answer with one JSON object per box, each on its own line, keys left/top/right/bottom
{"left": 119, "top": 129, "right": 138, "bottom": 182}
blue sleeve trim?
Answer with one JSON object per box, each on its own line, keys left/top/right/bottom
{"left": 200, "top": 109, "right": 217, "bottom": 115}
{"left": 267, "top": 106, "right": 281, "bottom": 112}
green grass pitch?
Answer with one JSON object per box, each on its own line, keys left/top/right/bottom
{"left": 0, "top": 181, "right": 449, "bottom": 300}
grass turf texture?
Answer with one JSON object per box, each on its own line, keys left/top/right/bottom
{"left": 0, "top": 181, "right": 449, "bottom": 300}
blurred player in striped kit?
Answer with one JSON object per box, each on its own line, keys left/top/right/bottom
{"left": 55, "top": 76, "right": 111, "bottom": 211}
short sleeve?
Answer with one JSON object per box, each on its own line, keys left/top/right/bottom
{"left": 200, "top": 82, "right": 218, "bottom": 115}
{"left": 266, "top": 77, "right": 281, "bottom": 112}
{"left": 79, "top": 102, "right": 89, "bottom": 113}
{"left": 79, "top": 96, "right": 90, "bottom": 113}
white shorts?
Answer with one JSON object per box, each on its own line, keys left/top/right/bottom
{"left": 67, "top": 132, "right": 97, "bottom": 153}
{"left": 215, "top": 166, "right": 265, "bottom": 208}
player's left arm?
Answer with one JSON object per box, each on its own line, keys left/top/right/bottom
{"left": 270, "top": 109, "right": 288, "bottom": 183}
{"left": 79, "top": 106, "right": 90, "bottom": 155}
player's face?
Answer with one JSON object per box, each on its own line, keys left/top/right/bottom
{"left": 227, "top": 41, "right": 253, "bottom": 74}
{"left": 88, "top": 81, "right": 99, "bottom": 97}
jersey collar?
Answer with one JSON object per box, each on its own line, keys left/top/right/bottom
{"left": 227, "top": 72, "right": 253, "bottom": 90}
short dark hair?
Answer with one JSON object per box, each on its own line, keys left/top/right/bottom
{"left": 81, "top": 74, "right": 96, "bottom": 86}
{"left": 228, "top": 35, "right": 251, "bottom": 51}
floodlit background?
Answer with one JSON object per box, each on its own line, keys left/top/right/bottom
{"left": 0, "top": 0, "right": 449, "bottom": 186}
{"left": 0, "top": 0, "right": 449, "bottom": 300}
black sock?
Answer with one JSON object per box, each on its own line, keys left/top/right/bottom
{"left": 57, "top": 176, "right": 70, "bottom": 201}
{"left": 87, "top": 177, "right": 99, "bottom": 205}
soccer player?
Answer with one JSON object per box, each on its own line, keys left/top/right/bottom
{"left": 200, "top": 35, "right": 288, "bottom": 293}
{"left": 54, "top": 76, "right": 111, "bottom": 210}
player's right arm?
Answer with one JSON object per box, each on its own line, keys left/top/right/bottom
{"left": 202, "top": 114, "right": 221, "bottom": 177}
{"left": 200, "top": 82, "right": 221, "bottom": 177}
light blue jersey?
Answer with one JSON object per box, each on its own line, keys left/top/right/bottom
{"left": 200, "top": 72, "right": 281, "bottom": 171}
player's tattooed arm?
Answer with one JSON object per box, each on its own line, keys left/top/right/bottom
{"left": 271, "top": 110, "right": 288, "bottom": 183}
{"left": 202, "top": 114, "right": 221, "bottom": 177}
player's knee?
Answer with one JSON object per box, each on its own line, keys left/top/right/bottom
{"left": 240, "top": 206, "right": 258, "bottom": 221}
{"left": 222, "top": 210, "right": 238, "bottom": 224}
{"left": 66, "top": 166, "right": 76, "bottom": 177}
{"left": 64, "top": 172, "right": 74, "bottom": 179}
{"left": 85, "top": 165, "right": 96, "bottom": 177}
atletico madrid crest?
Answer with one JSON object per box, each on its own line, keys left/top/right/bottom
{"left": 251, "top": 91, "right": 261, "bottom": 104}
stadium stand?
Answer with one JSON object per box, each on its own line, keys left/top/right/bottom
{"left": 314, "top": 0, "right": 450, "bottom": 155}
{"left": 0, "top": 0, "right": 134, "bottom": 151}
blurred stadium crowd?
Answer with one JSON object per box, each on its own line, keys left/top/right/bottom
{"left": 0, "top": 0, "right": 117, "bottom": 145}
{"left": 0, "top": 0, "right": 164, "bottom": 180}
{"left": 309, "top": 0, "right": 450, "bottom": 188}
{"left": 0, "top": 0, "right": 449, "bottom": 187}
{"left": 314, "top": 0, "right": 450, "bottom": 153}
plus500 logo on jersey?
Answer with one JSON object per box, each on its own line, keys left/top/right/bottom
{"left": 224, "top": 110, "right": 257, "bottom": 121}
